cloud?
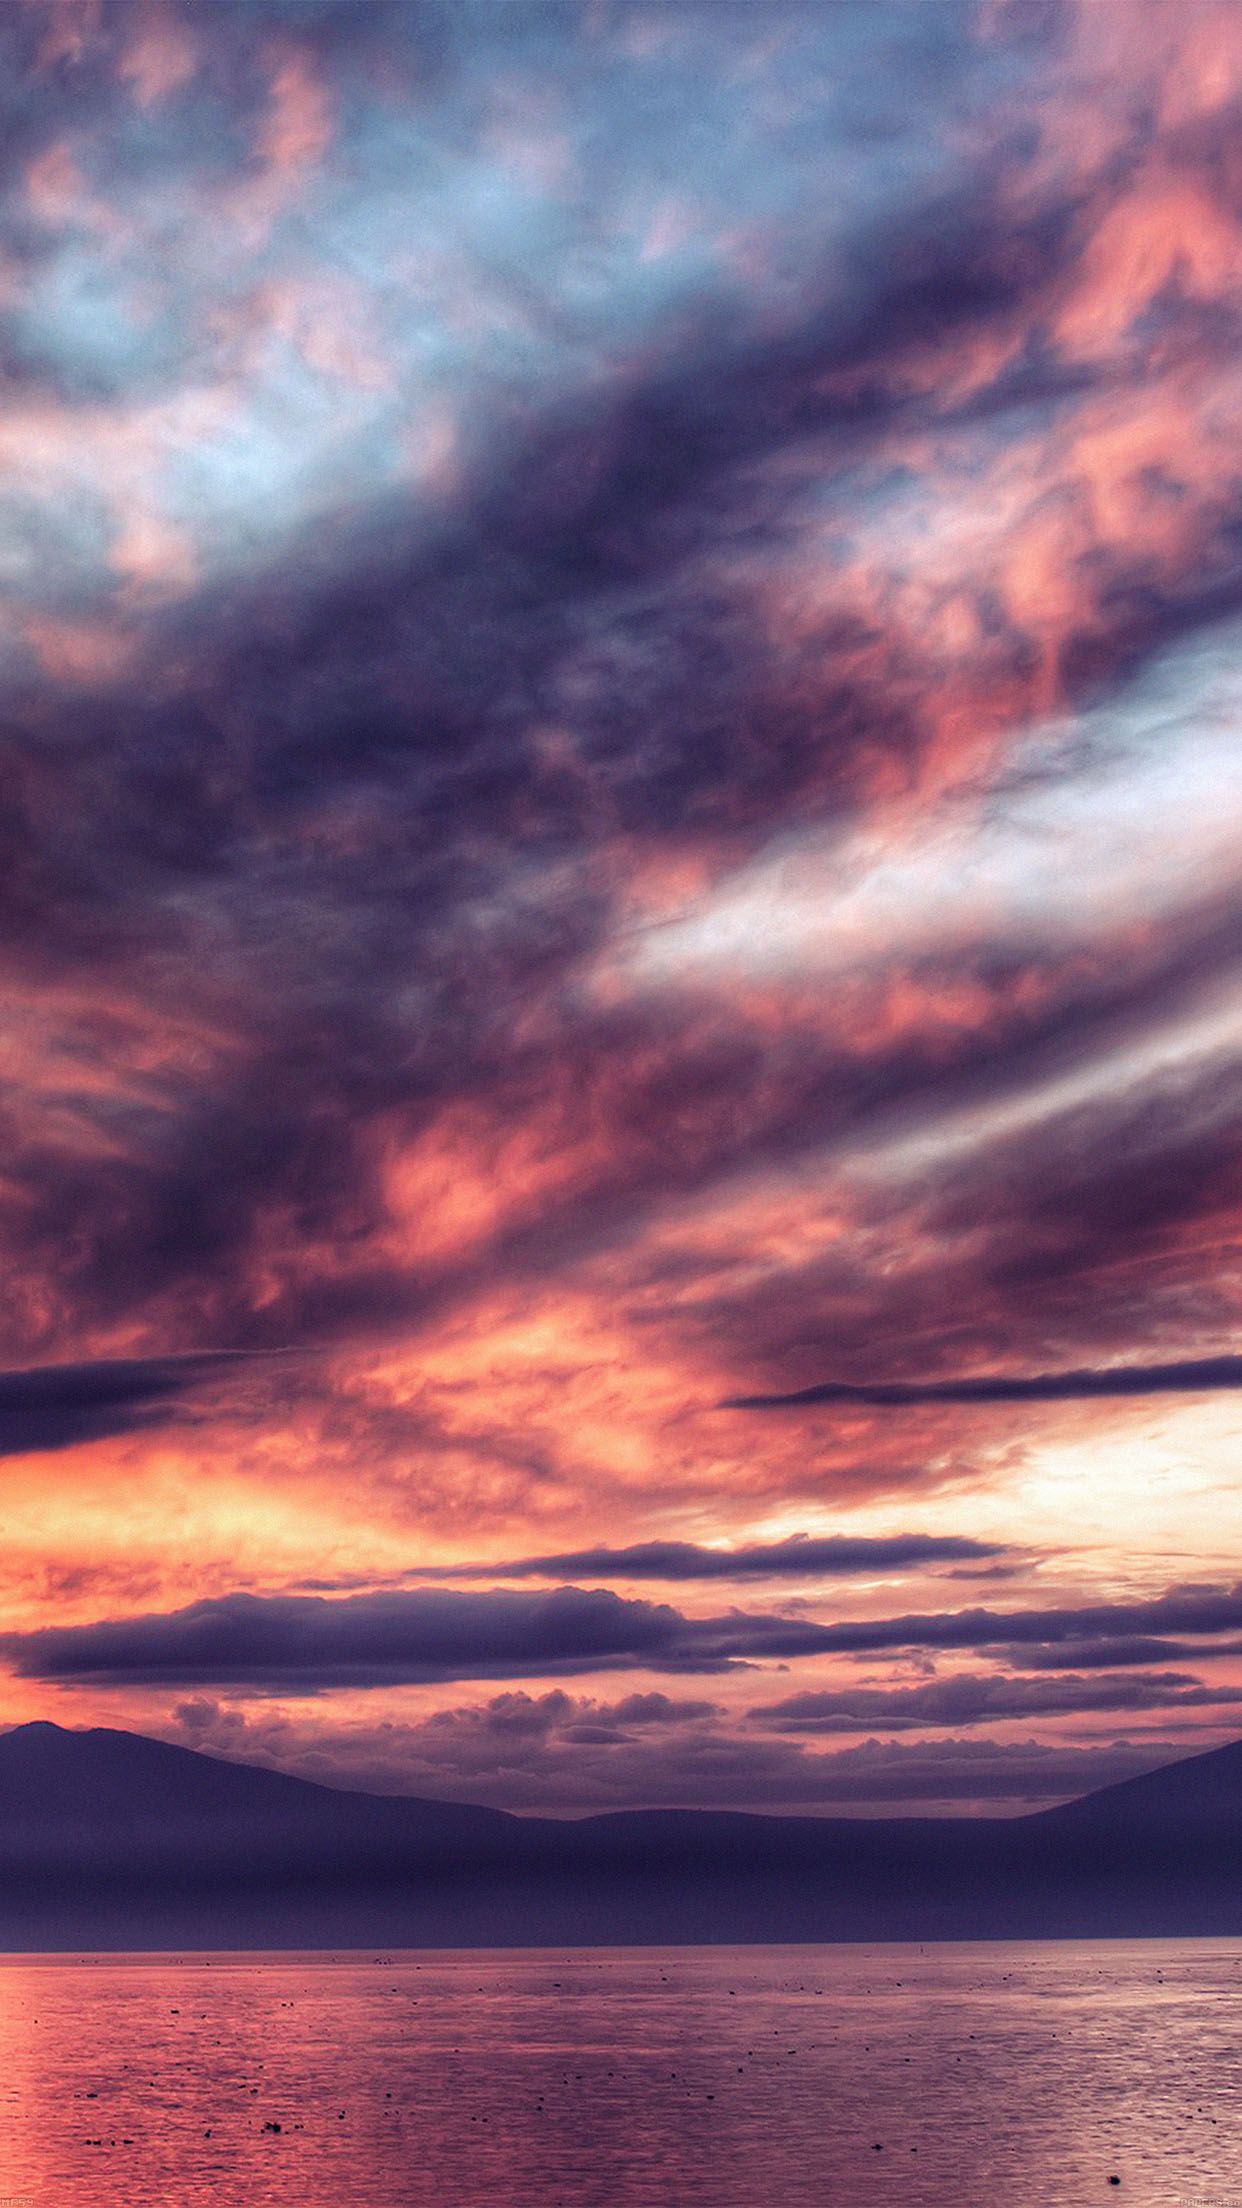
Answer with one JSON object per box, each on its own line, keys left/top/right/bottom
{"left": 11, "top": 1578, "right": 1242, "bottom": 1691}
{"left": 1008, "top": 1637, "right": 1242, "bottom": 1670}
{"left": 0, "top": 1585, "right": 783, "bottom": 1687}
{"left": 723, "top": 1355, "right": 1242, "bottom": 1411}
{"left": 749, "top": 1670, "right": 1242, "bottom": 1732}
{"left": 3, "top": 0, "right": 1242, "bottom": 1402}
{"left": 797, "top": 1586, "right": 1242, "bottom": 1659}
{"left": 158, "top": 1690, "right": 1195, "bottom": 1814}
{"left": 0, "top": 1352, "right": 261, "bottom": 1456}
{"left": 410, "top": 1532, "right": 1011, "bottom": 1581}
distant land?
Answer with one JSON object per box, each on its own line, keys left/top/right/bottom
{"left": 0, "top": 1720, "right": 1239, "bottom": 1949}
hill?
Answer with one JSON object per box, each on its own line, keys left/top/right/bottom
{"left": 0, "top": 1720, "right": 1237, "bottom": 1948}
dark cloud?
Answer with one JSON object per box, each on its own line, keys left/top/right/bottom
{"left": 0, "top": 1586, "right": 776, "bottom": 1688}
{"left": 1006, "top": 1637, "right": 1242, "bottom": 1669}
{"left": 811, "top": 1587, "right": 1242, "bottom": 1659}
{"left": 411, "top": 1533, "right": 1010, "bottom": 1581}
{"left": 11, "top": 1579, "right": 1242, "bottom": 1691}
{"left": 724, "top": 1356, "right": 1242, "bottom": 1412}
{"left": 0, "top": 1353, "right": 261, "bottom": 1457}
{"left": 749, "top": 1671, "right": 1242, "bottom": 1732}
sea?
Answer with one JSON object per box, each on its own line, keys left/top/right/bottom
{"left": 0, "top": 1940, "right": 1237, "bottom": 2205}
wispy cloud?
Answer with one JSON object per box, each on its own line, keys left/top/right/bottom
{"left": 404, "top": 1533, "right": 1010, "bottom": 1581}
{"left": 748, "top": 1671, "right": 1242, "bottom": 1732}
{"left": 723, "top": 1357, "right": 1242, "bottom": 1412}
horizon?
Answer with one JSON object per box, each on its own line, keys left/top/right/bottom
{"left": 1, "top": 0, "right": 1242, "bottom": 1829}
{"left": 3, "top": 1708, "right": 1240, "bottom": 1828}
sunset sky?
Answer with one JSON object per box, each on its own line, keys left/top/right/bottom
{"left": 3, "top": 0, "right": 1242, "bottom": 1817}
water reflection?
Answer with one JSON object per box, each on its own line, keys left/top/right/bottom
{"left": 0, "top": 1940, "right": 1237, "bottom": 2205}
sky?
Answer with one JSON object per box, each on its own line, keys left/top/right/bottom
{"left": 2, "top": 0, "right": 1242, "bottom": 1818}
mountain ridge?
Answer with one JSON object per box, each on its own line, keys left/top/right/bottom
{"left": 0, "top": 1718, "right": 1237, "bottom": 1949}
{"left": 7, "top": 1713, "right": 1233, "bottom": 1818}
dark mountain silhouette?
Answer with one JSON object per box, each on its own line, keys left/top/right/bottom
{"left": 0, "top": 1720, "right": 1238, "bottom": 1948}
{"left": 1033, "top": 1733, "right": 1242, "bottom": 1831}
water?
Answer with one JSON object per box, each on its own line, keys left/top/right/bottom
{"left": 0, "top": 1941, "right": 1237, "bottom": 2205}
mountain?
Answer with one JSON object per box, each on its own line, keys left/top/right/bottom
{"left": 0, "top": 1720, "right": 1237, "bottom": 1948}
{"left": 1033, "top": 1733, "right": 1242, "bottom": 1831}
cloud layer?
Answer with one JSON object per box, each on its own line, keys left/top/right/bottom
{"left": 725, "top": 1358, "right": 1242, "bottom": 1412}
{"left": 159, "top": 1690, "right": 1197, "bottom": 1816}
{"left": 407, "top": 1534, "right": 1011, "bottom": 1581}
{"left": 12, "top": 1578, "right": 1242, "bottom": 1690}
{"left": 0, "top": 1353, "right": 260, "bottom": 1454}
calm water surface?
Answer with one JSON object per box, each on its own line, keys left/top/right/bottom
{"left": 0, "top": 1941, "right": 1237, "bottom": 2205}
